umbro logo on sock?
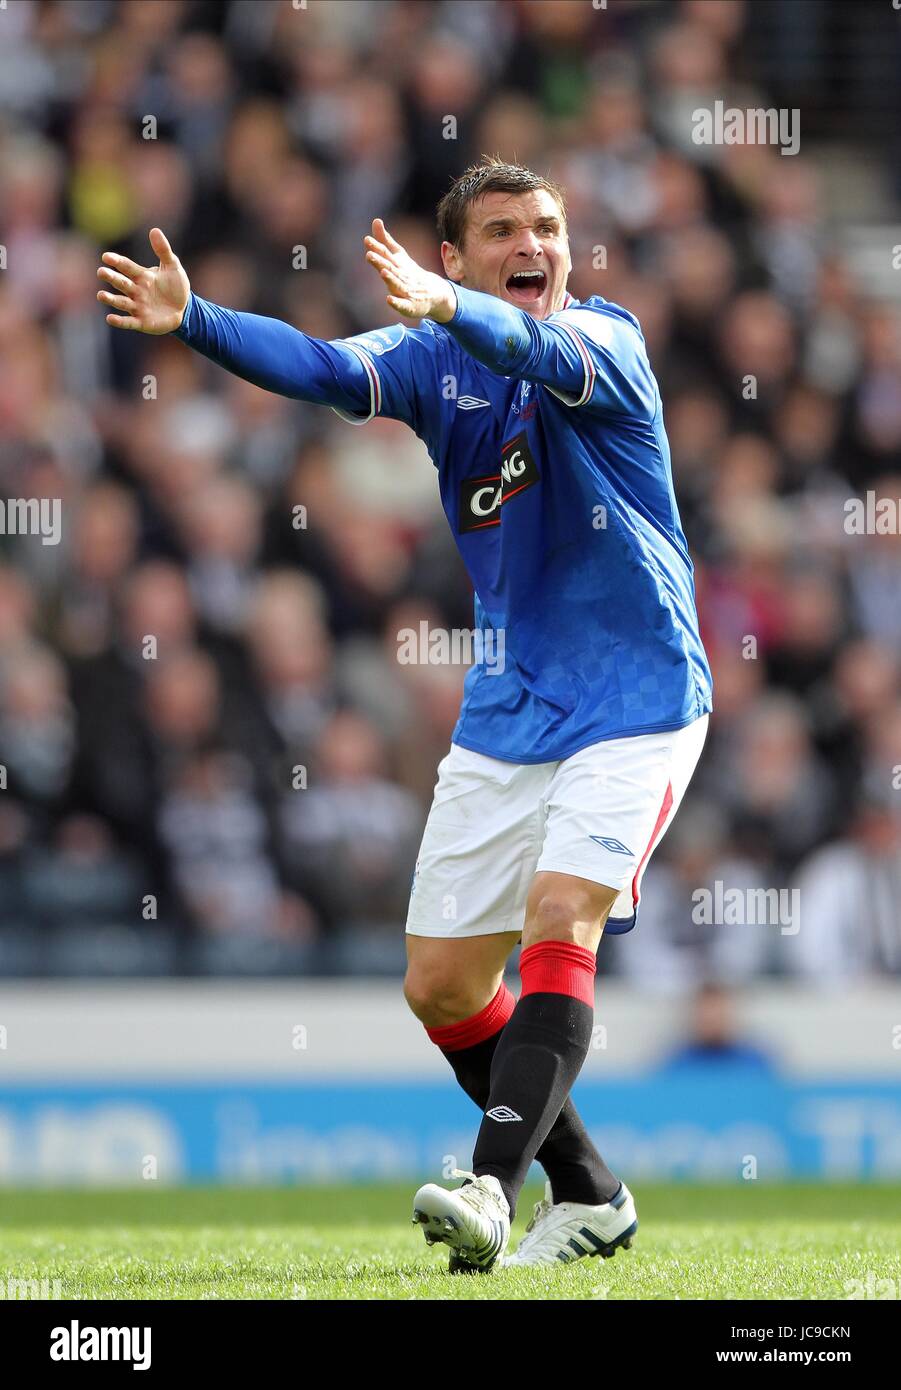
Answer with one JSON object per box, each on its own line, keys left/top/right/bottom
{"left": 485, "top": 1105, "right": 523, "bottom": 1122}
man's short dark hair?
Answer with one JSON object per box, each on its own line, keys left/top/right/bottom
{"left": 436, "top": 156, "right": 567, "bottom": 248}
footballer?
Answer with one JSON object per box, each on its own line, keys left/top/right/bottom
{"left": 97, "top": 159, "right": 713, "bottom": 1271}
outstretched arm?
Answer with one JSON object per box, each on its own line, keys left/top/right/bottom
{"left": 98, "top": 228, "right": 374, "bottom": 416}
{"left": 168, "top": 294, "right": 375, "bottom": 412}
{"left": 364, "top": 219, "right": 656, "bottom": 417}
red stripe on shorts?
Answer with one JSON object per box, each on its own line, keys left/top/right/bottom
{"left": 630, "top": 780, "right": 674, "bottom": 910}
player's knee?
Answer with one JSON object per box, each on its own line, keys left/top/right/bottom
{"left": 526, "top": 891, "right": 582, "bottom": 943}
{"left": 403, "top": 962, "right": 483, "bottom": 1028}
{"left": 524, "top": 879, "right": 617, "bottom": 947}
{"left": 403, "top": 964, "right": 460, "bottom": 1024}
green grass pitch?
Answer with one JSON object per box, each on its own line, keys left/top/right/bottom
{"left": 2, "top": 1184, "right": 899, "bottom": 1300}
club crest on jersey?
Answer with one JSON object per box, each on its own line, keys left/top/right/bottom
{"left": 342, "top": 324, "right": 406, "bottom": 356}
{"left": 458, "top": 431, "right": 540, "bottom": 533}
{"left": 510, "top": 381, "right": 538, "bottom": 421}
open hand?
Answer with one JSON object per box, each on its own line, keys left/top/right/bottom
{"left": 97, "top": 227, "right": 190, "bottom": 334}
{"left": 363, "top": 219, "right": 457, "bottom": 324}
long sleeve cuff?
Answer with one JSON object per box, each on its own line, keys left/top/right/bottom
{"left": 172, "top": 291, "right": 198, "bottom": 340}
{"left": 442, "top": 282, "right": 535, "bottom": 374}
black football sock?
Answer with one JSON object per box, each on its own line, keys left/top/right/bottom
{"left": 470, "top": 941, "right": 598, "bottom": 1218}
{"left": 537, "top": 1100, "right": 621, "bottom": 1207}
{"left": 426, "top": 982, "right": 620, "bottom": 1207}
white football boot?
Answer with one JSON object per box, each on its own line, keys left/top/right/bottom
{"left": 502, "top": 1179, "right": 637, "bottom": 1267}
{"left": 412, "top": 1169, "right": 511, "bottom": 1271}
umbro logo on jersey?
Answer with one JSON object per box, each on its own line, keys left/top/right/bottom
{"left": 486, "top": 1106, "right": 523, "bottom": 1122}
{"left": 458, "top": 432, "right": 540, "bottom": 533}
{"left": 456, "top": 395, "right": 491, "bottom": 411}
{"left": 590, "top": 836, "right": 633, "bottom": 856}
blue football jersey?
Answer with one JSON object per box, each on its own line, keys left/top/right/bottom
{"left": 332, "top": 289, "right": 713, "bottom": 763}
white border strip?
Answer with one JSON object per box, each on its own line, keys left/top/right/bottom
{"left": 330, "top": 343, "right": 382, "bottom": 424}
{"left": 0, "top": 982, "right": 896, "bottom": 1079}
{"left": 546, "top": 321, "right": 595, "bottom": 407}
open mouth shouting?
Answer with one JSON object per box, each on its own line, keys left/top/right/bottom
{"left": 505, "top": 267, "right": 548, "bottom": 307}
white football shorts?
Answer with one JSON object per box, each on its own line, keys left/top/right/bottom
{"left": 405, "top": 714, "right": 709, "bottom": 939}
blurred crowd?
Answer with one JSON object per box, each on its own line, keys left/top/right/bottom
{"left": 1, "top": 0, "right": 900, "bottom": 984}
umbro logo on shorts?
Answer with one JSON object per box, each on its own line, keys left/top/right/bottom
{"left": 589, "top": 835, "right": 633, "bottom": 855}
{"left": 485, "top": 1105, "right": 523, "bottom": 1123}
{"left": 458, "top": 432, "right": 540, "bottom": 533}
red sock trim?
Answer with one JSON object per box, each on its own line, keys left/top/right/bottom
{"left": 426, "top": 983, "right": 515, "bottom": 1052}
{"left": 519, "top": 940, "right": 596, "bottom": 1007}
